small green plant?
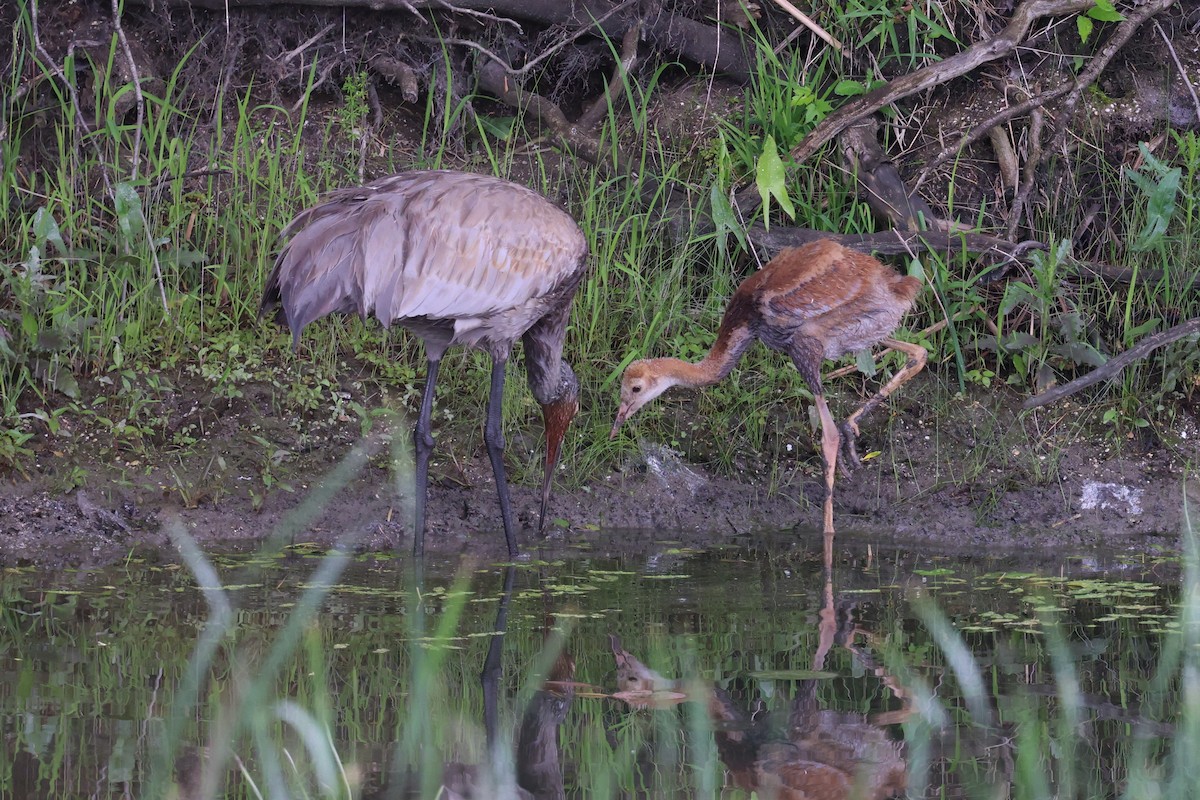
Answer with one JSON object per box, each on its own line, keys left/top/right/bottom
{"left": 1, "top": 208, "right": 86, "bottom": 407}
{"left": 983, "top": 240, "right": 1107, "bottom": 393}
{"left": 836, "top": 0, "right": 959, "bottom": 70}
{"left": 338, "top": 70, "right": 370, "bottom": 136}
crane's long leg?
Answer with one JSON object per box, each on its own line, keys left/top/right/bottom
{"left": 813, "top": 394, "right": 841, "bottom": 536}
{"left": 790, "top": 340, "right": 840, "bottom": 536}
{"left": 485, "top": 356, "right": 520, "bottom": 557}
{"left": 838, "top": 338, "right": 927, "bottom": 468}
{"left": 413, "top": 357, "right": 440, "bottom": 558}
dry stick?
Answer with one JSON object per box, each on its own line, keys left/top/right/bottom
{"left": 111, "top": 0, "right": 145, "bottom": 178}
{"left": 420, "top": 0, "right": 636, "bottom": 78}
{"left": 1005, "top": 105, "right": 1043, "bottom": 241}
{"left": 476, "top": 59, "right": 627, "bottom": 179}
{"left": 1023, "top": 317, "right": 1200, "bottom": 410}
{"left": 733, "top": 0, "right": 1095, "bottom": 215}
{"left": 1155, "top": 18, "right": 1200, "bottom": 123}
{"left": 430, "top": 0, "right": 525, "bottom": 29}
{"left": 577, "top": 21, "right": 641, "bottom": 130}
{"left": 766, "top": 0, "right": 843, "bottom": 54}
{"left": 276, "top": 21, "right": 337, "bottom": 65}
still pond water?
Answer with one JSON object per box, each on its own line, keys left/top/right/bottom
{"left": 1, "top": 530, "right": 1194, "bottom": 799}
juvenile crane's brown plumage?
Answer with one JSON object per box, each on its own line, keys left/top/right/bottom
{"left": 611, "top": 239, "right": 926, "bottom": 536}
{"left": 261, "top": 170, "right": 588, "bottom": 557}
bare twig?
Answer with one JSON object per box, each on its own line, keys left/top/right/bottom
{"left": 1154, "top": 18, "right": 1200, "bottom": 124}
{"left": 111, "top": 0, "right": 145, "bottom": 178}
{"left": 275, "top": 21, "right": 337, "bottom": 65}
{"left": 766, "top": 0, "right": 843, "bottom": 54}
{"left": 417, "top": 0, "right": 636, "bottom": 78}
{"left": 431, "top": 0, "right": 523, "bottom": 30}
{"left": 577, "top": 20, "right": 641, "bottom": 130}
{"left": 1023, "top": 317, "right": 1200, "bottom": 409}
{"left": 1005, "top": 105, "right": 1043, "bottom": 240}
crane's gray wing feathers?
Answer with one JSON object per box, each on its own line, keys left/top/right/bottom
{"left": 267, "top": 171, "right": 587, "bottom": 348}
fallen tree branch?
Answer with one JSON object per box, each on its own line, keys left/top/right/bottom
{"left": 732, "top": 0, "right": 1094, "bottom": 216}
{"left": 578, "top": 19, "right": 641, "bottom": 130}
{"left": 1023, "top": 316, "right": 1200, "bottom": 409}
{"left": 1063, "top": 258, "right": 1200, "bottom": 289}
{"left": 746, "top": 225, "right": 1044, "bottom": 262}
{"left": 475, "top": 54, "right": 661, "bottom": 199}
{"left": 1046, "top": 0, "right": 1178, "bottom": 159}
{"left": 917, "top": 0, "right": 1177, "bottom": 187}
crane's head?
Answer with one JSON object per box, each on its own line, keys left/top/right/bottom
{"left": 539, "top": 363, "right": 579, "bottom": 533}
{"left": 610, "top": 359, "right": 677, "bottom": 438}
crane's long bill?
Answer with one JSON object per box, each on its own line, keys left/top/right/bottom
{"left": 539, "top": 398, "right": 577, "bottom": 533}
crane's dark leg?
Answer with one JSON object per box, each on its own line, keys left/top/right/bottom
{"left": 789, "top": 339, "right": 839, "bottom": 536}
{"left": 839, "top": 338, "right": 928, "bottom": 467}
{"left": 485, "top": 356, "right": 520, "bottom": 557}
{"left": 413, "top": 357, "right": 440, "bottom": 558}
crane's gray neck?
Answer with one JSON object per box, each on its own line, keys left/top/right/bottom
{"left": 525, "top": 358, "right": 577, "bottom": 405}
{"left": 521, "top": 291, "right": 579, "bottom": 405}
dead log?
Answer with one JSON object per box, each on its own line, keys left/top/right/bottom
{"left": 746, "top": 226, "right": 1044, "bottom": 264}
{"left": 127, "top": 0, "right": 754, "bottom": 81}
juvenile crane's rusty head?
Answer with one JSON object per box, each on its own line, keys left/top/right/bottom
{"left": 539, "top": 363, "right": 579, "bottom": 533}
{"left": 609, "top": 359, "right": 680, "bottom": 438}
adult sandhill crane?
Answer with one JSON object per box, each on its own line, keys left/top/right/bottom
{"left": 261, "top": 170, "right": 588, "bottom": 558}
{"left": 610, "top": 239, "right": 926, "bottom": 537}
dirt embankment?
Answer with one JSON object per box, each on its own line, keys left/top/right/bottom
{"left": 3, "top": 375, "right": 1196, "bottom": 569}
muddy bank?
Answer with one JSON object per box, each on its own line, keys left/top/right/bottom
{"left": 2, "top": 379, "right": 1196, "bottom": 570}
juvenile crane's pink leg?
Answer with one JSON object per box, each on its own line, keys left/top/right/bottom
{"left": 790, "top": 340, "right": 842, "bottom": 535}
{"left": 813, "top": 394, "right": 841, "bottom": 536}
{"left": 839, "top": 338, "right": 928, "bottom": 468}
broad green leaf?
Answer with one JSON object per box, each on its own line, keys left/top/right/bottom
{"left": 32, "top": 208, "right": 66, "bottom": 254}
{"left": 1002, "top": 331, "right": 1040, "bottom": 352}
{"left": 1124, "top": 143, "right": 1180, "bottom": 251}
{"left": 833, "top": 79, "right": 866, "bottom": 97}
{"left": 1088, "top": 0, "right": 1124, "bottom": 22}
{"left": 1051, "top": 341, "right": 1108, "bottom": 368}
{"left": 1077, "top": 16, "right": 1094, "bottom": 43}
{"left": 855, "top": 349, "right": 878, "bottom": 378}
{"left": 710, "top": 182, "right": 745, "bottom": 261}
{"left": 113, "top": 182, "right": 145, "bottom": 241}
{"left": 999, "top": 282, "right": 1033, "bottom": 317}
{"left": 907, "top": 257, "right": 925, "bottom": 281}
{"left": 755, "top": 135, "right": 794, "bottom": 229}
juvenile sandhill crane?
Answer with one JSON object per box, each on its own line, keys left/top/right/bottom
{"left": 261, "top": 170, "right": 588, "bottom": 558}
{"left": 610, "top": 239, "right": 926, "bottom": 537}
